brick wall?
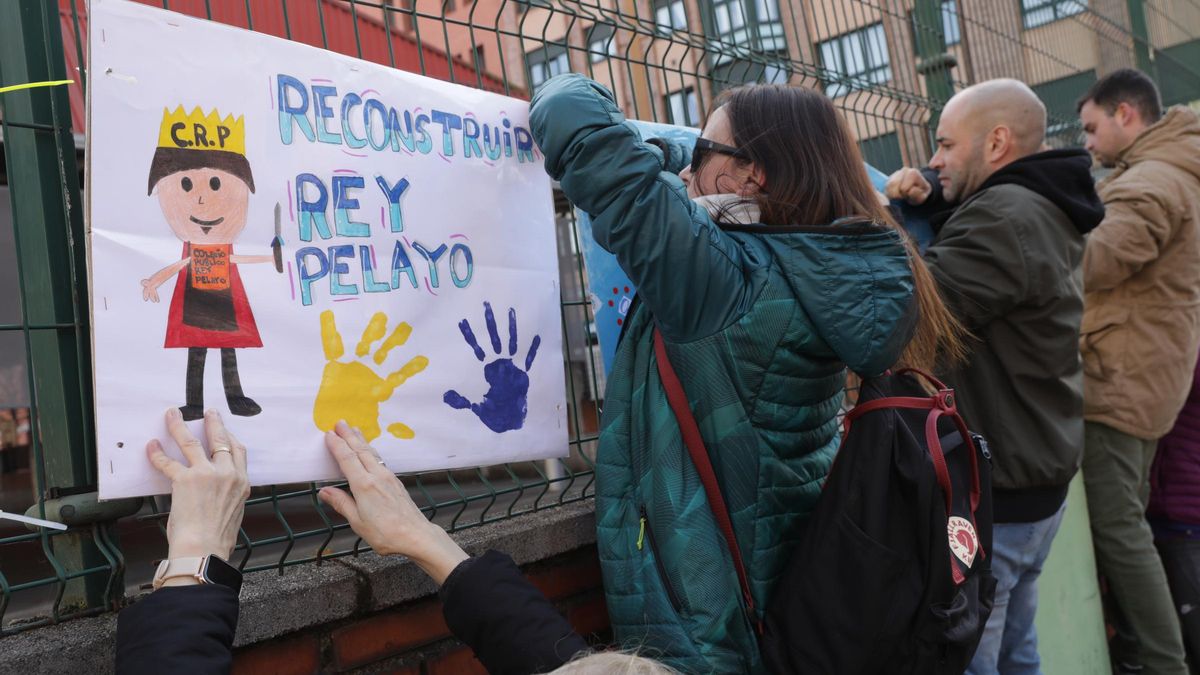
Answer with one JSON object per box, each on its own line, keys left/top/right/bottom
{"left": 230, "top": 545, "right": 610, "bottom": 675}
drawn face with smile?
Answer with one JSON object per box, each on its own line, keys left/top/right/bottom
{"left": 155, "top": 167, "right": 250, "bottom": 244}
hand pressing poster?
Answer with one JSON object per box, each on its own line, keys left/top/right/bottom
{"left": 88, "top": 0, "right": 565, "bottom": 499}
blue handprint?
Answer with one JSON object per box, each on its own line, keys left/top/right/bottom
{"left": 443, "top": 301, "right": 541, "bottom": 433}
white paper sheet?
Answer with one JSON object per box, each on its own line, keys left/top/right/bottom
{"left": 88, "top": 0, "right": 566, "bottom": 499}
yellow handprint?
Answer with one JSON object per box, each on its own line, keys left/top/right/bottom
{"left": 312, "top": 310, "right": 429, "bottom": 441}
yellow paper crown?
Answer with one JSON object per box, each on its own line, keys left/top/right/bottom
{"left": 157, "top": 106, "right": 245, "bottom": 155}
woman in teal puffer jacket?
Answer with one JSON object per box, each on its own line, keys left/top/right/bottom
{"left": 529, "top": 75, "right": 964, "bottom": 674}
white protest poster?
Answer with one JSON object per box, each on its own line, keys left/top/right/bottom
{"left": 87, "top": 0, "right": 566, "bottom": 499}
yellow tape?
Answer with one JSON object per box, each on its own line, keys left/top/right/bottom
{"left": 0, "top": 79, "right": 75, "bottom": 95}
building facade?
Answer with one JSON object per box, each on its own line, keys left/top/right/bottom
{"left": 380, "top": 0, "right": 1200, "bottom": 171}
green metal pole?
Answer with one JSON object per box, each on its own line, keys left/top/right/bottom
{"left": 1125, "top": 0, "right": 1157, "bottom": 81}
{"left": 912, "top": 0, "right": 956, "bottom": 131}
{"left": 0, "top": 0, "right": 111, "bottom": 613}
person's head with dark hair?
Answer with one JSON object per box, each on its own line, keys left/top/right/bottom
{"left": 678, "top": 84, "right": 882, "bottom": 229}
{"left": 676, "top": 83, "right": 966, "bottom": 371}
{"left": 1076, "top": 68, "right": 1163, "bottom": 167}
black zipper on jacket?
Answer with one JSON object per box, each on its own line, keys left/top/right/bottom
{"left": 639, "top": 505, "right": 684, "bottom": 613}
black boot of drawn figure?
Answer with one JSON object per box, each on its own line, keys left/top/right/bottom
{"left": 222, "top": 348, "right": 261, "bottom": 417}
{"left": 179, "top": 347, "right": 206, "bottom": 421}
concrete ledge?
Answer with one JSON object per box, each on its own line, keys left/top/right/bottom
{"left": 0, "top": 498, "right": 597, "bottom": 673}
{"left": 338, "top": 497, "right": 601, "bottom": 615}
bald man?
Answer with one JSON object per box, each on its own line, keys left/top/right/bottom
{"left": 888, "top": 79, "right": 1105, "bottom": 674}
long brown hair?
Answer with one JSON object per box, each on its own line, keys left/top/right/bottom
{"left": 712, "top": 84, "right": 967, "bottom": 371}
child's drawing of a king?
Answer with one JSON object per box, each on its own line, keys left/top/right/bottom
{"left": 140, "top": 107, "right": 274, "bottom": 421}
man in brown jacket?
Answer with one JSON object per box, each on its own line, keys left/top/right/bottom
{"left": 1077, "top": 68, "right": 1200, "bottom": 675}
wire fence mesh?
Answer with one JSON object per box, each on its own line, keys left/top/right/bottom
{"left": 1, "top": 0, "right": 1198, "bottom": 636}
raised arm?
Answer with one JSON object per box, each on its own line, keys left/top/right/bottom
{"left": 530, "top": 74, "right": 757, "bottom": 340}
{"left": 116, "top": 410, "right": 249, "bottom": 674}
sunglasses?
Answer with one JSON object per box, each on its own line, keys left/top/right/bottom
{"left": 690, "top": 138, "right": 750, "bottom": 174}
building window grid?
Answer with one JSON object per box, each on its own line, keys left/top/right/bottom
{"left": 912, "top": 0, "right": 961, "bottom": 48}
{"left": 655, "top": 0, "right": 687, "bottom": 33}
{"left": 665, "top": 87, "right": 701, "bottom": 126}
{"left": 1021, "top": 0, "right": 1088, "bottom": 29}
{"left": 707, "top": 0, "right": 787, "bottom": 71}
{"left": 587, "top": 23, "right": 618, "bottom": 63}
{"left": 709, "top": 0, "right": 785, "bottom": 43}
{"left": 713, "top": 0, "right": 747, "bottom": 37}
{"left": 818, "top": 23, "right": 892, "bottom": 99}
{"left": 527, "top": 45, "right": 570, "bottom": 93}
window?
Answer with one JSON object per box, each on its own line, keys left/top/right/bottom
{"left": 1021, "top": 0, "right": 1087, "bottom": 29}
{"left": 708, "top": 0, "right": 784, "bottom": 49}
{"left": 707, "top": 0, "right": 787, "bottom": 72}
{"left": 664, "top": 87, "right": 701, "bottom": 126}
{"left": 473, "top": 44, "right": 486, "bottom": 70}
{"left": 712, "top": 0, "right": 746, "bottom": 37}
{"left": 818, "top": 23, "right": 891, "bottom": 98}
{"left": 755, "top": 0, "right": 780, "bottom": 22}
{"left": 587, "top": 23, "right": 618, "bottom": 63}
{"left": 911, "top": 0, "right": 961, "bottom": 49}
{"left": 711, "top": 58, "right": 790, "bottom": 92}
{"left": 527, "top": 45, "right": 570, "bottom": 93}
{"left": 654, "top": 0, "right": 687, "bottom": 33}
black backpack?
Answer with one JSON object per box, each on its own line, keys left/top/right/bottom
{"left": 760, "top": 369, "right": 996, "bottom": 675}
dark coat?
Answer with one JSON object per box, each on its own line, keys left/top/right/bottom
{"left": 116, "top": 584, "right": 237, "bottom": 674}
{"left": 922, "top": 149, "right": 1104, "bottom": 523}
{"left": 1149, "top": 354, "right": 1200, "bottom": 529}
{"left": 115, "top": 551, "right": 587, "bottom": 675}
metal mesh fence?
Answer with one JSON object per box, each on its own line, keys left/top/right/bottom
{"left": 1, "top": 0, "right": 1198, "bottom": 636}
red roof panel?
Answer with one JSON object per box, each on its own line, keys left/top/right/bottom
{"left": 58, "top": 0, "right": 514, "bottom": 135}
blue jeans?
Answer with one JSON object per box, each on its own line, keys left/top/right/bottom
{"left": 966, "top": 502, "right": 1067, "bottom": 675}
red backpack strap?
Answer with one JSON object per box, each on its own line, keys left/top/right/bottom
{"left": 653, "top": 328, "right": 762, "bottom": 634}
{"left": 845, "top": 379, "right": 985, "bottom": 585}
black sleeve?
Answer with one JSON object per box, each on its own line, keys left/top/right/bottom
{"left": 440, "top": 550, "right": 589, "bottom": 675}
{"left": 116, "top": 585, "right": 239, "bottom": 675}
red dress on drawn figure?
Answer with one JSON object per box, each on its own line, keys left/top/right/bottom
{"left": 165, "top": 243, "right": 261, "bottom": 348}
{"left": 143, "top": 107, "right": 279, "bottom": 421}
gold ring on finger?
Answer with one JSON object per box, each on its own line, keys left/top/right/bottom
{"left": 212, "top": 445, "right": 232, "bottom": 456}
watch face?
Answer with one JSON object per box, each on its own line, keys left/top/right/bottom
{"left": 203, "top": 555, "right": 243, "bottom": 594}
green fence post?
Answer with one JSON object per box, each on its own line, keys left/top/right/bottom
{"left": 912, "top": 0, "right": 956, "bottom": 129}
{"left": 0, "top": 0, "right": 110, "bottom": 613}
{"left": 1125, "top": 0, "right": 1158, "bottom": 81}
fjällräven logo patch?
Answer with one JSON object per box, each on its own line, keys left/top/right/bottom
{"left": 947, "top": 516, "right": 978, "bottom": 567}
